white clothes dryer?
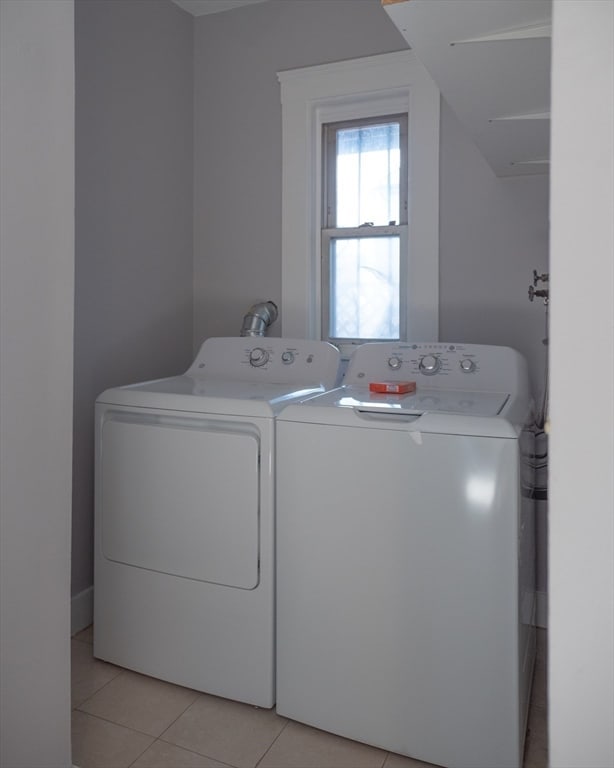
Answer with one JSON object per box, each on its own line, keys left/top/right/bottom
{"left": 94, "top": 336, "right": 340, "bottom": 708}
{"left": 276, "top": 342, "right": 536, "bottom": 767}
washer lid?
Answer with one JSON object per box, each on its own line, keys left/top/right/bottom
{"left": 96, "top": 375, "right": 330, "bottom": 417}
{"left": 278, "top": 385, "right": 525, "bottom": 438}
{"left": 298, "top": 386, "right": 510, "bottom": 417}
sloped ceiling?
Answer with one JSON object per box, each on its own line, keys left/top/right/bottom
{"left": 384, "top": 0, "right": 552, "bottom": 177}
{"left": 171, "top": 0, "right": 269, "bottom": 16}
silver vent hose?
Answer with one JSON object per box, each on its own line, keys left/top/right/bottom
{"left": 240, "top": 301, "right": 278, "bottom": 337}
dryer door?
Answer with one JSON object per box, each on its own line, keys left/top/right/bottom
{"left": 100, "top": 411, "right": 260, "bottom": 589}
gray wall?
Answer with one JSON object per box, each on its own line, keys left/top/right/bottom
{"left": 193, "top": 0, "right": 549, "bottom": 400}
{"left": 72, "top": 0, "right": 194, "bottom": 602}
{"left": 439, "top": 100, "right": 550, "bottom": 400}
{"left": 193, "top": 0, "right": 409, "bottom": 343}
{"left": 0, "top": 1, "right": 74, "bottom": 765}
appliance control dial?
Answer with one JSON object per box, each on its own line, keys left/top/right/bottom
{"left": 249, "top": 347, "right": 269, "bottom": 367}
{"left": 387, "top": 356, "right": 402, "bottom": 370}
{"left": 281, "top": 351, "right": 295, "bottom": 365}
{"left": 460, "top": 358, "right": 476, "bottom": 373}
{"left": 419, "top": 354, "right": 441, "bottom": 375}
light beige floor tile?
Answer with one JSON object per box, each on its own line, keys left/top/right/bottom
{"left": 258, "top": 720, "right": 387, "bottom": 768}
{"left": 78, "top": 668, "right": 200, "bottom": 737}
{"left": 523, "top": 701, "right": 548, "bottom": 768}
{"left": 383, "top": 752, "right": 442, "bottom": 768}
{"left": 132, "top": 739, "right": 230, "bottom": 767}
{"left": 523, "top": 746, "right": 548, "bottom": 768}
{"left": 161, "top": 694, "right": 287, "bottom": 768}
{"left": 72, "top": 638, "right": 122, "bottom": 708}
{"left": 528, "top": 686, "right": 548, "bottom": 742}
{"left": 74, "top": 624, "right": 94, "bottom": 644}
{"left": 72, "top": 709, "right": 154, "bottom": 768}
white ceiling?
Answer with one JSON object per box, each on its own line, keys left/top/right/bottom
{"left": 171, "top": 0, "right": 269, "bottom": 16}
{"left": 384, "top": 0, "right": 552, "bottom": 177}
{"left": 174, "top": 0, "right": 551, "bottom": 178}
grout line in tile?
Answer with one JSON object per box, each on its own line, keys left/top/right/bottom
{"left": 74, "top": 706, "right": 162, "bottom": 740}
{"left": 71, "top": 626, "right": 94, "bottom": 645}
{"left": 253, "top": 716, "right": 291, "bottom": 768}
{"left": 156, "top": 734, "right": 241, "bottom": 768}
{"left": 152, "top": 688, "right": 203, "bottom": 739}
{"left": 156, "top": 733, "right": 243, "bottom": 768}
{"left": 251, "top": 717, "right": 391, "bottom": 768}
{"left": 126, "top": 735, "right": 155, "bottom": 768}
{"left": 72, "top": 710, "right": 156, "bottom": 768}
{"left": 127, "top": 734, "right": 240, "bottom": 768}
{"left": 73, "top": 665, "right": 125, "bottom": 711}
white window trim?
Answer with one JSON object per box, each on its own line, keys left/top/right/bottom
{"left": 278, "top": 50, "right": 440, "bottom": 347}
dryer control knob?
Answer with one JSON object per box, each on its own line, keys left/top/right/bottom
{"left": 249, "top": 347, "right": 269, "bottom": 367}
{"left": 419, "top": 354, "right": 441, "bottom": 375}
{"left": 387, "top": 356, "right": 402, "bottom": 370}
{"left": 281, "top": 351, "right": 295, "bottom": 365}
{"left": 460, "top": 358, "right": 476, "bottom": 373}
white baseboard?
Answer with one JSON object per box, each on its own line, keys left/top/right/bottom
{"left": 71, "top": 586, "right": 93, "bottom": 636}
{"left": 535, "top": 589, "right": 548, "bottom": 629}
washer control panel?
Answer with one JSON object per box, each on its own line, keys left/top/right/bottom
{"left": 358, "top": 343, "right": 480, "bottom": 379}
{"left": 187, "top": 337, "right": 341, "bottom": 389}
{"left": 344, "top": 342, "right": 527, "bottom": 395}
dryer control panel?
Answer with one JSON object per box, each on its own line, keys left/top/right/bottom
{"left": 344, "top": 342, "right": 528, "bottom": 396}
{"left": 187, "top": 337, "right": 341, "bottom": 389}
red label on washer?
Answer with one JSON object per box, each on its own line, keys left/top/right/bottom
{"left": 369, "top": 381, "right": 416, "bottom": 394}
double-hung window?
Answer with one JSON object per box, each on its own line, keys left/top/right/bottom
{"left": 322, "top": 114, "right": 408, "bottom": 347}
{"left": 278, "top": 51, "right": 440, "bottom": 357}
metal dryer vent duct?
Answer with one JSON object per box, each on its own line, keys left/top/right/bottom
{"left": 240, "top": 301, "right": 278, "bottom": 337}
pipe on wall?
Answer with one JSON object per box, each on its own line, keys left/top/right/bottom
{"left": 240, "top": 301, "right": 278, "bottom": 337}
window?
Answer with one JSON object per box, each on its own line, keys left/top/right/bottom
{"left": 322, "top": 114, "right": 408, "bottom": 345}
{"left": 278, "top": 51, "right": 440, "bottom": 357}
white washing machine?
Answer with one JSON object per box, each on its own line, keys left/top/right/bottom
{"left": 94, "top": 336, "right": 340, "bottom": 708}
{"left": 276, "top": 342, "right": 536, "bottom": 768}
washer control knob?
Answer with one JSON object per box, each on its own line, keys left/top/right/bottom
{"left": 419, "top": 354, "right": 441, "bottom": 375}
{"left": 281, "top": 351, "right": 295, "bottom": 365}
{"left": 387, "top": 356, "right": 402, "bottom": 370}
{"left": 249, "top": 347, "right": 269, "bottom": 367}
{"left": 460, "top": 358, "right": 476, "bottom": 373}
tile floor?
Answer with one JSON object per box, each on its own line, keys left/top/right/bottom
{"left": 72, "top": 626, "right": 548, "bottom": 768}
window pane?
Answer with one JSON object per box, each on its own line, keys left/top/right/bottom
{"left": 329, "top": 236, "right": 400, "bottom": 340}
{"left": 336, "top": 122, "right": 400, "bottom": 228}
